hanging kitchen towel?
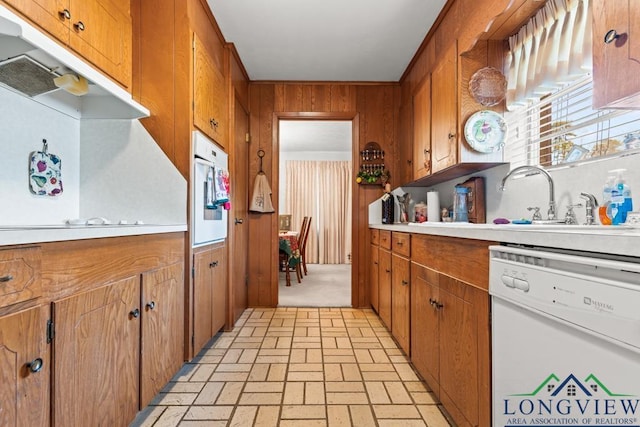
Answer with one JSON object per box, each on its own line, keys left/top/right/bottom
{"left": 249, "top": 172, "right": 275, "bottom": 213}
{"left": 29, "top": 139, "right": 63, "bottom": 196}
{"left": 213, "top": 166, "right": 230, "bottom": 209}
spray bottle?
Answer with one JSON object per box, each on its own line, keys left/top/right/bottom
{"left": 609, "top": 169, "right": 633, "bottom": 225}
{"left": 599, "top": 175, "right": 614, "bottom": 225}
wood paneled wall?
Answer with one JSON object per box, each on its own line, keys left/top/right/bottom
{"left": 247, "top": 83, "right": 399, "bottom": 308}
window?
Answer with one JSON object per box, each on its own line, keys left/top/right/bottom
{"left": 505, "top": 75, "right": 640, "bottom": 169}
{"left": 502, "top": 0, "right": 640, "bottom": 169}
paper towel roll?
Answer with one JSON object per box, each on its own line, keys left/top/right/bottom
{"left": 427, "top": 191, "right": 440, "bottom": 222}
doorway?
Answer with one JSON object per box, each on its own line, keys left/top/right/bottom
{"left": 277, "top": 120, "right": 353, "bottom": 307}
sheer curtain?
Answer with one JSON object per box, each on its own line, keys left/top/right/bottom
{"left": 505, "top": 0, "right": 591, "bottom": 110}
{"left": 285, "top": 160, "right": 352, "bottom": 264}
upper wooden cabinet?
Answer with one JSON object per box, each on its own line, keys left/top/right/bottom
{"left": 193, "top": 32, "right": 228, "bottom": 149}
{"left": 592, "top": 0, "right": 640, "bottom": 109}
{"left": 3, "top": 0, "right": 132, "bottom": 88}
{"left": 431, "top": 44, "right": 458, "bottom": 174}
{"left": 413, "top": 76, "right": 431, "bottom": 179}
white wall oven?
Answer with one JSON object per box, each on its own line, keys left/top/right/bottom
{"left": 192, "top": 131, "right": 228, "bottom": 247}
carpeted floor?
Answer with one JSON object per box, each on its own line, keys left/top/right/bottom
{"left": 278, "top": 264, "right": 351, "bottom": 307}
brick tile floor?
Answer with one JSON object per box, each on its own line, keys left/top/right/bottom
{"left": 131, "top": 308, "right": 452, "bottom": 427}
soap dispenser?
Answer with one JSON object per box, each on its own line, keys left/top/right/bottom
{"left": 609, "top": 169, "right": 633, "bottom": 225}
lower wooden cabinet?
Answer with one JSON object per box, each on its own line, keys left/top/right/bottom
{"left": 411, "top": 261, "right": 490, "bottom": 427}
{"left": 193, "top": 242, "right": 227, "bottom": 354}
{"left": 377, "top": 247, "right": 392, "bottom": 329}
{"left": 391, "top": 252, "right": 410, "bottom": 354}
{"left": 0, "top": 304, "right": 50, "bottom": 427}
{"left": 140, "top": 262, "right": 184, "bottom": 407}
{"left": 53, "top": 275, "right": 140, "bottom": 427}
{"left": 0, "top": 233, "right": 185, "bottom": 427}
{"left": 370, "top": 243, "right": 379, "bottom": 312}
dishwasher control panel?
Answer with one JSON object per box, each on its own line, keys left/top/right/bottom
{"left": 489, "top": 245, "right": 640, "bottom": 350}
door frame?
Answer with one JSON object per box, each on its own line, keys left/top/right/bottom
{"left": 272, "top": 111, "right": 360, "bottom": 307}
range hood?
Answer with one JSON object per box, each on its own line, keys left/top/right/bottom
{"left": 0, "top": 5, "right": 149, "bottom": 119}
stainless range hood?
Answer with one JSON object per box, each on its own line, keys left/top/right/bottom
{"left": 0, "top": 5, "right": 149, "bottom": 119}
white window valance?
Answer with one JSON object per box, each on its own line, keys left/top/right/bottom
{"left": 505, "top": 0, "right": 592, "bottom": 110}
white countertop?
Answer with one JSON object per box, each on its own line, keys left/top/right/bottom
{"left": 0, "top": 224, "right": 187, "bottom": 246}
{"left": 370, "top": 222, "right": 640, "bottom": 258}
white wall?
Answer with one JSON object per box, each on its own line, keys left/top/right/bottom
{"left": 0, "top": 86, "right": 186, "bottom": 226}
{"left": 278, "top": 150, "right": 351, "bottom": 212}
{"left": 0, "top": 87, "right": 80, "bottom": 224}
{"left": 79, "top": 120, "right": 186, "bottom": 224}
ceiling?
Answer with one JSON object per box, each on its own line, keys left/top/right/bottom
{"left": 279, "top": 120, "right": 352, "bottom": 153}
{"left": 206, "top": 0, "right": 448, "bottom": 82}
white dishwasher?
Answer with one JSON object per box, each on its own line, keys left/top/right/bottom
{"left": 489, "top": 245, "right": 640, "bottom": 427}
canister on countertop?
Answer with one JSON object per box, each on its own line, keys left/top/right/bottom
{"left": 414, "top": 202, "right": 427, "bottom": 222}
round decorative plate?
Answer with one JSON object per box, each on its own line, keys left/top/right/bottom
{"left": 464, "top": 110, "right": 507, "bottom": 153}
{"left": 468, "top": 67, "right": 507, "bottom": 106}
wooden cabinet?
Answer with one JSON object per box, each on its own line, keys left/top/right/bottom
{"left": 413, "top": 76, "right": 431, "bottom": 179}
{"left": 0, "top": 304, "right": 50, "bottom": 427}
{"left": 3, "top": 0, "right": 132, "bottom": 88}
{"left": 410, "top": 234, "right": 492, "bottom": 427}
{"left": 140, "top": 262, "right": 184, "bottom": 407}
{"left": 431, "top": 44, "right": 458, "bottom": 173}
{"left": 193, "top": 242, "right": 227, "bottom": 354}
{"left": 53, "top": 275, "right": 140, "bottom": 427}
{"left": 193, "top": 32, "right": 228, "bottom": 148}
{"left": 391, "top": 252, "right": 410, "bottom": 354}
{"left": 370, "top": 243, "right": 379, "bottom": 312}
{"left": 0, "top": 246, "right": 41, "bottom": 310}
{"left": 391, "top": 232, "right": 411, "bottom": 354}
{"left": 592, "top": 0, "right": 640, "bottom": 109}
{"left": 410, "top": 264, "right": 439, "bottom": 392}
{"left": 378, "top": 246, "right": 392, "bottom": 329}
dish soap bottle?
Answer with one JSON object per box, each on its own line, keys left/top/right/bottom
{"left": 609, "top": 169, "right": 633, "bottom": 225}
{"left": 599, "top": 175, "right": 614, "bottom": 225}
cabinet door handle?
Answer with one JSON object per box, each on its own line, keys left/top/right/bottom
{"left": 396, "top": 241, "right": 403, "bottom": 246}
{"left": 210, "top": 261, "right": 219, "bottom": 268}
{"left": 385, "top": 269, "right": 391, "bottom": 273}
{"left": 129, "top": 308, "right": 140, "bottom": 318}
{"left": 0, "top": 274, "right": 13, "bottom": 283}
{"left": 448, "top": 132, "right": 455, "bottom": 139}
{"left": 604, "top": 29, "right": 620, "bottom": 44}
{"left": 235, "top": 218, "right": 244, "bottom": 225}
{"left": 146, "top": 301, "right": 156, "bottom": 310}
{"left": 373, "top": 261, "right": 378, "bottom": 265}
{"left": 27, "top": 358, "right": 43, "bottom": 373}
{"left": 59, "top": 9, "right": 71, "bottom": 20}
{"left": 210, "top": 118, "right": 219, "bottom": 129}
{"left": 401, "top": 280, "right": 409, "bottom": 286}
{"left": 74, "top": 21, "right": 85, "bottom": 31}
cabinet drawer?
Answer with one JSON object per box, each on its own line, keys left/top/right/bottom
{"left": 0, "top": 247, "right": 42, "bottom": 308}
{"left": 370, "top": 229, "right": 380, "bottom": 245}
{"left": 392, "top": 232, "right": 410, "bottom": 257}
{"left": 379, "top": 230, "right": 392, "bottom": 250}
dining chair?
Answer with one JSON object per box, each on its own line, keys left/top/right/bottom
{"left": 299, "top": 216, "right": 312, "bottom": 276}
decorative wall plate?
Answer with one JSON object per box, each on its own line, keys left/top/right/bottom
{"left": 468, "top": 67, "right": 507, "bottom": 106}
{"left": 463, "top": 110, "right": 507, "bottom": 153}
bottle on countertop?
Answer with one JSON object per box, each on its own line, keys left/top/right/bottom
{"left": 599, "top": 175, "right": 614, "bottom": 225}
{"left": 381, "top": 183, "right": 395, "bottom": 224}
{"left": 609, "top": 169, "right": 633, "bottom": 225}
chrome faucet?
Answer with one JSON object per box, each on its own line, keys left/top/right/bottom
{"left": 499, "top": 165, "right": 557, "bottom": 221}
{"left": 579, "top": 193, "right": 598, "bottom": 225}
